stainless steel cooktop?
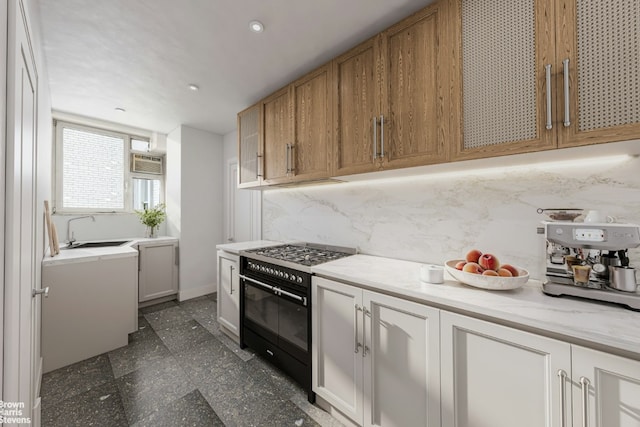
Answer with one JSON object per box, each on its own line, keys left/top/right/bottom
{"left": 240, "top": 243, "right": 356, "bottom": 272}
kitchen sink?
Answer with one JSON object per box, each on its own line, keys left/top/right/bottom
{"left": 63, "top": 240, "right": 131, "bottom": 249}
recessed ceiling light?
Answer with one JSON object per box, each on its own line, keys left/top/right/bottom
{"left": 188, "top": 83, "right": 199, "bottom": 91}
{"left": 115, "top": 107, "right": 126, "bottom": 112}
{"left": 249, "top": 20, "right": 264, "bottom": 33}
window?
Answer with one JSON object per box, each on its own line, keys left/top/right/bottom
{"left": 54, "top": 121, "right": 164, "bottom": 213}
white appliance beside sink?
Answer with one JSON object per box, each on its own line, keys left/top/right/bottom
{"left": 41, "top": 247, "right": 138, "bottom": 373}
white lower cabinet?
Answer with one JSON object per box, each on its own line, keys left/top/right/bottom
{"left": 138, "top": 240, "right": 179, "bottom": 302}
{"left": 441, "top": 312, "right": 640, "bottom": 427}
{"left": 312, "top": 277, "right": 441, "bottom": 427}
{"left": 217, "top": 250, "right": 240, "bottom": 337}
{"left": 572, "top": 345, "right": 640, "bottom": 427}
{"left": 314, "top": 278, "right": 640, "bottom": 427}
{"left": 441, "top": 311, "right": 571, "bottom": 427}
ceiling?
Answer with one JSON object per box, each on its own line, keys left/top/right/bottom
{"left": 36, "top": 0, "right": 435, "bottom": 136}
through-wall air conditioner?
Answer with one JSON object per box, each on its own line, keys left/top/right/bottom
{"left": 131, "top": 153, "right": 163, "bottom": 175}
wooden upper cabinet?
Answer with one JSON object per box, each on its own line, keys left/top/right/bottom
{"left": 292, "top": 64, "right": 333, "bottom": 181}
{"left": 333, "top": 37, "right": 382, "bottom": 176}
{"left": 262, "top": 86, "right": 293, "bottom": 184}
{"left": 237, "top": 103, "right": 262, "bottom": 188}
{"left": 454, "top": 0, "right": 556, "bottom": 161}
{"left": 380, "top": 1, "right": 450, "bottom": 169}
{"left": 556, "top": 0, "right": 640, "bottom": 147}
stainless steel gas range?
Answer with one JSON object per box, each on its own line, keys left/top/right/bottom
{"left": 239, "top": 243, "right": 356, "bottom": 402}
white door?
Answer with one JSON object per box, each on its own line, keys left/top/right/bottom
{"left": 4, "top": 0, "right": 40, "bottom": 422}
{"left": 217, "top": 253, "right": 239, "bottom": 334}
{"left": 572, "top": 345, "right": 640, "bottom": 427}
{"left": 441, "top": 312, "right": 571, "bottom": 427}
{"left": 312, "top": 277, "right": 365, "bottom": 425}
{"left": 363, "top": 291, "right": 440, "bottom": 427}
{"left": 225, "top": 158, "right": 261, "bottom": 243}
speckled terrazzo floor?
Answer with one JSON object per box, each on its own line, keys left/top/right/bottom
{"left": 41, "top": 294, "right": 343, "bottom": 427}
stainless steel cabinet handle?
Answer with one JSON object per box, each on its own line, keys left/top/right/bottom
{"left": 563, "top": 58, "right": 571, "bottom": 127}
{"left": 256, "top": 153, "right": 263, "bottom": 178}
{"left": 285, "top": 144, "right": 290, "bottom": 174}
{"left": 362, "top": 306, "right": 370, "bottom": 357}
{"left": 354, "top": 304, "right": 363, "bottom": 353}
{"left": 289, "top": 144, "right": 295, "bottom": 174}
{"left": 545, "top": 64, "right": 553, "bottom": 130}
{"left": 32, "top": 287, "right": 50, "bottom": 298}
{"left": 380, "top": 115, "right": 385, "bottom": 158}
{"left": 372, "top": 117, "right": 378, "bottom": 160}
{"left": 580, "top": 376, "right": 590, "bottom": 427}
{"left": 557, "top": 369, "right": 567, "bottom": 427}
{"left": 229, "top": 265, "right": 234, "bottom": 295}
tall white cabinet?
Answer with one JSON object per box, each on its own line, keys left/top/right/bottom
{"left": 312, "top": 277, "right": 441, "bottom": 427}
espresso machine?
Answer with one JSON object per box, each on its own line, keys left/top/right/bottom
{"left": 543, "top": 221, "right": 640, "bottom": 310}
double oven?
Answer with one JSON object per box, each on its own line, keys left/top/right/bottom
{"left": 239, "top": 244, "right": 355, "bottom": 402}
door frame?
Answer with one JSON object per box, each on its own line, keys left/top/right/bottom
{"left": 0, "top": 0, "right": 8, "bottom": 400}
{"left": 4, "top": 0, "right": 39, "bottom": 419}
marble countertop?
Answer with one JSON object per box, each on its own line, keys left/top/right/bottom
{"left": 312, "top": 254, "right": 640, "bottom": 357}
{"left": 216, "top": 240, "right": 281, "bottom": 255}
{"left": 42, "top": 236, "right": 178, "bottom": 266}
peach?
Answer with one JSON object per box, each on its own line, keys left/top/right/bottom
{"left": 455, "top": 261, "right": 467, "bottom": 270}
{"left": 465, "top": 249, "right": 483, "bottom": 263}
{"left": 497, "top": 268, "right": 513, "bottom": 277}
{"left": 501, "top": 264, "right": 519, "bottom": 277}
{"left": 478, "top": 253, "right": 500, "bottom": 271}
{"left": 462, "top": 262, "right": 483, "bottom": 274}
{"left": 482, "top": 269, "right": 499, "bottom": 276}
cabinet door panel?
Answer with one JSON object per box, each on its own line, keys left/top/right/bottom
{"left": 218, "top": 255, "right": 239, "bottom": 334}
{"left": 238, "top": 104, "right": 262, "bottom": 188}
{"left": 312, "top": 277, "right": 364, "bottom": 425}
{"left": 441, "top": 312, "right": 570, "bottom": 427}
{"left": 456, "top": 0, "right": 555, "bottom": 160}
{"left": 139, "top": 244, "right": 177, "bottom": 302}
{"left": 263, "top": 87, "right": 292, "bottom": 183}
{"left": 572, "top": 345, "right": 640, "bottom": 427}
{"left": 333, "top": 37, "right": 381, "bottom": 176}
{"left": 363, "top": 291, "right": 440, "bottom": 427}
{"left": 557, "top": 0, "right": 640, "bottom": 147}
{"left": 293, "top": 65, "right": 332, "bottom": 181}
{"left": 382, "top": 3, "right": 448, "bottom": 168}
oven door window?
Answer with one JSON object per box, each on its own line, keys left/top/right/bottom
{"left": 278, "top": 295, "right": 307, "bottom": 352}
{"left": 244, "top": 282, "right": 278, "bottom": 337}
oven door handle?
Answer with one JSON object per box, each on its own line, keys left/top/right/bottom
{"left": 276, "top": 287, "right": 307, "bottom": 306}
{"left": 239, "top": 275, "right": 276, "bottom": 291}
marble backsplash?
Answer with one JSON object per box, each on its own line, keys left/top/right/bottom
{"left": 262, "top": 153, "right": 640, "bottom": 280}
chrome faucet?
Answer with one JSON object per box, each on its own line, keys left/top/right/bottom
{"left": 67, "top": 215, "right": 96, "bottom": 245}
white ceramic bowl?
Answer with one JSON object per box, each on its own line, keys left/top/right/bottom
{"left": 444, "top": 260, "right": 529, "bottom": 290}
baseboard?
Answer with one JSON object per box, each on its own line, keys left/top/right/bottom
{"left": 179, "top": 284, "right": 216, "bottom": 301}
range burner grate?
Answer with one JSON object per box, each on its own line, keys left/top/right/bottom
{"left": 249, "top": 244, "right": 354, "bottom": 266}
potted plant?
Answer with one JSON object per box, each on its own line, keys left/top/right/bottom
{"left": 135, "top": 202, "right": 166, "bottom": 238}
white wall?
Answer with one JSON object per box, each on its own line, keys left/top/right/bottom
{"left": 167, "top": 125, "right": 224, "bottom": 300}
{"left": 262, "top": 141, "right": 640, "bottom": 280}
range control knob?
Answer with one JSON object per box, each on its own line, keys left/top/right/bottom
{"left": 284, "top": 273, "right": 289, "bottom": 280}
{"left": 297, "top": 276, "right": 303, "bottom": 283}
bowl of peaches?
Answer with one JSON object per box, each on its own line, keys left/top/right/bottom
{"left": 445, "top": 249, "right": 529, "bottom": 290}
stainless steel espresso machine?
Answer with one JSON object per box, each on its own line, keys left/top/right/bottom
{"left": 543, "top": 221, "right": 640, "bottom": 310}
